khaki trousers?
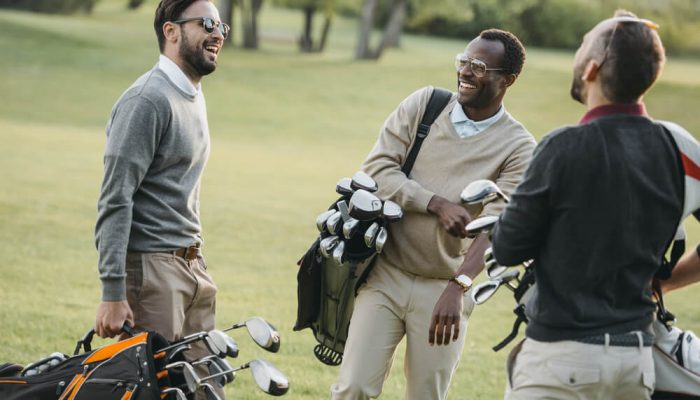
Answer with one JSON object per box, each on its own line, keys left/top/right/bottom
{"left": 506, "top": 337, "right": 655, "bottom": 400}
{"left": 125, "top": 252, "right": 219, "bottom": 400}
{"left": 330, "top": 261, "right": 474, "bottom": 400}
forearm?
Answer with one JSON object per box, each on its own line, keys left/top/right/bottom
{"left": 662, "top": 246, "right": 700, "bottom": 293}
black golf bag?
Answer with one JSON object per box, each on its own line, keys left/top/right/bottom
{"left": 0, "top": 327, "right": 188, "bottom": 400}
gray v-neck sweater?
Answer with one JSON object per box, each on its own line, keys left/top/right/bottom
{"left": 96, "top": 67, "right": 211, "bottom": 301}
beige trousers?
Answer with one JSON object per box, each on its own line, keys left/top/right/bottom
{"left": 506, "top": 337, "right": 655, "bottom": 400}
{"left": 330, "top": 261, "right": 474, "bottom": 400}
{"left": 125, "top": 252, "right": 219, "bottom": 400}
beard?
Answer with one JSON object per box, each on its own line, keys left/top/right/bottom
{"left": 179, "top": 30, "right": 217, "bottom": 78}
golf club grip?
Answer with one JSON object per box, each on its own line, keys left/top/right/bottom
{"left": 74, "top": 323, "right": 135, "bottom": 355}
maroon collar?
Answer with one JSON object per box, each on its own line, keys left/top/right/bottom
{"left": 579, "top": 103, "right": 648, "bottom": 125}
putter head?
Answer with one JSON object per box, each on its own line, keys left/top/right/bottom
{"left": 350, "top": 171, "right": 378, "bottom": 192}
{"left": 315, "top": 210, "right": 336, "bottom": 233}
{"left": 342, "top": 218, "right": 360, "bottom": 239}
{"left": 471, "top": 280, "right": 501, "bottom": 305}
{"left": 332, "top": 241, "right": 345, "bottom": 264}
{"left": 382, "top": 200, "right": 403, "bottom": 222}
{"left": 336, "top": 177, "right": 354, "bottom": 197}
{"left": 325, "top": 211, "right": 343, "bottom": 235}
{"left": 161, "top": 387, "right": 188, "bottom": 400}
{"left": 375, "top": 227, "right": 388, "bottom": 253}
{"left": 319, "top": 235, "right": 339, "bottom": 258}
{"left": 245, "top": 317, "right": 281, "bottom": 353}
{"left": 349, "top": 189, "right": 383, "bottom": 221}
{"left": 249, "top": 359, "right": 290, "bottom": 396}
{"left": 363, "top": 222, "right": 380, "bottom": 247}
{"left": 465, "top": 215, "right": 499, "bottom": 238}
{"left": 165, "top": 361, "right": 200, "bottom": 394}
{"left": 460, "top": 179, "right": 509, "bottom": 205}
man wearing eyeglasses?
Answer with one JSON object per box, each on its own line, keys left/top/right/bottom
{"left": 491, "top": 10, "right": 680, "bottom": 400}
{"left": 330, "top": 29, "right": 535, "bottom": 400}
{"left": 94, "top": 1, "right": 228, "bottom": 397}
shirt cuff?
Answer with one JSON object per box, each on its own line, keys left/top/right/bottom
{"left": 101, "top": 278, "right": 127, "bottom": 302}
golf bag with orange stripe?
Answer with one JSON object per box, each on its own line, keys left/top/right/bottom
{"left": 0, "top": 327, "right": 188, "bottom": 400}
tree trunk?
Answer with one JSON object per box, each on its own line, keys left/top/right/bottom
{"left": 219, "top": 0, "right": 235, "bottom": 46}
{"left": 127, "top": 0, "right": 145, "bottom": 10}
{"left": 355, "top": 0, "right": 377, "bottom": 59}
{"left": 299, "top": 6, "right": 315, "bottom": 52}
{"left": 380, "top": 0, "right": 406, "bottom": 49}
{"left": 316, "top": 12, "right": 333, "bottom": 52}
{"left": 241, "top": 0, "right": 262, "bottom": 49}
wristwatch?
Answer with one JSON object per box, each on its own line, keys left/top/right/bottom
{"left": 451, "top": 274, "right": 473, "bottom": 292}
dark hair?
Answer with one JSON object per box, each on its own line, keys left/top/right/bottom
{"left": 479, "top": 29, "right": 526, "bottom": 76}
{"left": 154, "top": 0, "right": 208, "bottom": 52}
{"left": 599, "top": 10, "right": 665, "bottom": 103}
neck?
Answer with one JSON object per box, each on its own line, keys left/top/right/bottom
{"left": 463, "top": 102, "right": 502, "bottom": 121}
{"left": 583, "top": 81, "right": 641, "bottom": 110}
{"left": 163, "top": 50, "right": 201, "bottom": 86}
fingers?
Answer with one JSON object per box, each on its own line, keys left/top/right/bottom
{"left": 430, "top": 315, "right": 458, "bottom": 346}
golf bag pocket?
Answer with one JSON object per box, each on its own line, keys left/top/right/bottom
{"left": 0, "top": 329, "right": 184, "bottom": 400}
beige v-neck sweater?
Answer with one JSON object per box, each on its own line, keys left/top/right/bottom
{"left": 362, "top": 86, "right": 536, "bottom": 279}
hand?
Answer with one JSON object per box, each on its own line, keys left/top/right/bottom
{"left": 95, "top": 300, "right": 134, "bottom": 339}
{"left": 428, "top": 195, "right": 472, "bottom": 238}
{"left": 428, "top": 282, "right": 464, "bottom": 346}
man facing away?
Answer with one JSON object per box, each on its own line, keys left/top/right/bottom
{"left": 330, "top": 29, "right": 536, "bottom": 400}
{"left": 492, "top": 10, "right": 682, "bottom": 400}
{"left": 94, "top": 0, "right": 227, "bottom": 397}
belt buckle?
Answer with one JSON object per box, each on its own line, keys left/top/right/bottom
{"left": 184, "top": 245, "right": 199, "bottom": 261}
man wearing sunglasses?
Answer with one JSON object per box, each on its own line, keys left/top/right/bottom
{"left": 491, "top": 10, "right": 682, "bottom": 399}
{"left": 94, "top": 1, "right": 227, "bottom": 397}
{"left": 331, "top": 29, "right": 535, "bottom": 400}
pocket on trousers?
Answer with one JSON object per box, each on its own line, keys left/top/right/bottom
{"left": 546, "top": 360, "right": 601, "bottom": 387}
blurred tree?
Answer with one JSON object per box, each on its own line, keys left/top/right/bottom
{"left": 355, "top": 0, "right": 406, "bottom": 59}
{"left": 0, "top": 0, "right": 99, "bottom": 13}
{"left": 219, "top": 0, "right": 236, "bottom": 46}
{"left": 241, "top": 0, "right": 263, "bottom": 49}
{"left": 273, "top": 0, "right": 336, "bottom": 52}
{"left": 127, "top": 0, "right": 145, "bottom": 9}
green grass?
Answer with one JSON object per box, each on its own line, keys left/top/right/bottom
{"left": 1, "top": 2, "right": 700, "bottom": 399}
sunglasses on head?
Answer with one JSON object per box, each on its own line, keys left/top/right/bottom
{"left": 172, "top": 16, "right": 230, "bottom": 39}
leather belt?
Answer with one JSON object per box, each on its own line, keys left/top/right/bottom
{"left": 573, "top": 331, "right": 654, "bottom": 347}
{"left": 174, "top": 245, "right": 201, "bottom": 261}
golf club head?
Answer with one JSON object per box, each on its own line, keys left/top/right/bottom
{"left": 315, "top": 210, "right": 336, "bottom": 233}
{"left": 201, "top": 383, "right": 223, "bottom": 400}
{"left": 484, "top": 246, "right": 494, "bottom": 264}
{"left": 375, "top": 227, "right": 388, "bottom": 253}
{"left": 167, "top": 344, "right": 192, "bottom": 363}
{"left": 382, "top": 200, "right": 403, "bottom": 222}
{"left": 245, "top": 317, "right": 281, "bottom": 353}
{"left": 486, "top": 259, "right": 508, "bottom": 279}
{"left": 205, "top": 330, "right": 238, "bottom": 358}
{"left": 319, "top": 235, "right": 340, "bottom": 258}
{"left": 336, "top": 177, "right": 354, "bottom": 197}
{"left": 161, "top": 387, "right": 188, "bottom": 400}
{"left": 332, "top": 241, "right": 345, "bottom": 264}
{"left": 342, "top": 218, "right": 360, "bottom": 239}
{"left": 460, "top": 179, "right": 510, "bottom": 205}
{"left": 207, "top": 358, "right": 235, "bottom": 387}
{"left": 325, "top": 211, "right": 343, "bottom": 235}
{"left": 249, "top": 359, "right": 290, "bottom": 396}
{"left": 465, "top": 215, "right": 499, "bottom": 238}
{"left": 471, "top": 280, "right": 501, "bottom": 305}
{"left": 499, "top": 269, "right": 521, "bottom": 286}
{"left": 350, "top": 171, "right": 378, "bottom": 192}
{"left": 348, "top": 189, "right": 383, "bottom": 220}
{"left": 363, "top": 222, "right": 380, "bottom": 247}
{"left": 165, "top": 361, "right": 200, "bottom": 394}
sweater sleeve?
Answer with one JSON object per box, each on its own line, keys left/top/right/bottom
{"left": 361, "top": 87, "right": 437, "bottom": 212}
{"left": 95, "top": 95, "right": 163, "bottom": 301}
{"left": 491, "top": 133, "right": 561, "bottom": 266}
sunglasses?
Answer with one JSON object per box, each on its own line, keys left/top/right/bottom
{"left": 454, "top": 54, "right": 504, "bottom": 78}
{"left": 599, "top": 16, "right": 659, "bottom": 69}
{"left": 172, "top": 17, "right": 230, "bottom": 39}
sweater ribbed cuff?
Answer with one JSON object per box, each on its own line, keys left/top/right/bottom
{"left": 101, "top": 278, "right": 127, "bottom": 302}
{"left": 414, "top": 189, "right": 437, "bottom": 213}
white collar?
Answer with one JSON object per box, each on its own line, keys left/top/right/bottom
{"left": 450, "top": 102, "right": 505, "bottom": 129}
{"left": 157, "top": 54, "right": 200, "bottom": 96}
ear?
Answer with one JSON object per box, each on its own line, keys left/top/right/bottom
{"left": 581, "top": 60, "right": 599, "bottom": 82}
{"left": 501, "top": 73, "right": 517, "bottom": 88}
{"left": 162, "top": 21, "right": 179, "bottom": 45}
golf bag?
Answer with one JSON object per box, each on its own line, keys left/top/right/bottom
{"left": 0, "top": 327, "right": 188, "bottom": 400}
{"left": 294, "top": 87, "right": 453, "bottom": 366}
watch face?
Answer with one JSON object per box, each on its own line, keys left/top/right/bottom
{"left": 456, "top": 274, "right": 472, "bottom": 287}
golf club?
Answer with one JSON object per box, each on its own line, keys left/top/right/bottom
{"left": 348, "top": 189, "right": 383, "bottom": 220}
{"left": 203, "top": 330, "right": 238, "bottom": 358}
{"left": 316, "top": 210, "right": 336, "bottom": 233}
{"left": 194, "top": 356, "right": 235, "bottom": 388}
{"left": 375, "top": 227, "right": 388, "bottom": 253}
{"left": 382, "top": 200, "right": 403, "bottom": 222}
{"left": 350, "top": 171, "right": 378, "bottom": 192}
{"left": 342, "top": 218, "right": 360, "bottom": 239}
{"left": 201, "top": 383, "right": 223, "bottom": 400}
{"left": 465, "top": 215, "right": 499, "bottom": 238}
{"left": 319, "top": 235, "right": 340, "bottom": 258}
{"left": 332, "top": 241, "right": 345, "bottom": 264}
{"left": 166, "top": 344, "right": 192, "bottom": 363}
{"left": 161, "top": 387, "right": 188, "bottom": 400}
{"left": 471, "top": 280, "right": 502, "bottom": 305}
{"left": 224, "top": 317, "right": 281, "bottom": 353}
{"left": 336, "top": 177, "right": 354, "bottom": 198}
{"left": 200, "top": 359, "right": 289, "bottom": 397}
{"left": 164, "top": 361, "right": 200, "bottom": 394}
{"left": 460, "top": 179, "right": 510, "bottom": 205}
{"left": 499, "top": 269, "right": 521, "bottom": 291}
{"left": 325, "top": 211, "right": 343, "bottom": 235}
{"left": 486, "top": 259, "right": 508, "bottom": 279}
{"left": 364, "top": 222, "right": 380, "bottom": 247}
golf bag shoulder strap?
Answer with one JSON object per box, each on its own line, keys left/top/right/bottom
{"left": 401, "top": 87, "right": 453, "bottom": 176}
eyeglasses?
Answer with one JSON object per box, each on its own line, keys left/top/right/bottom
{"left": 599, "top": 16, "right": 659, "bottom": 69}
{"left": 172, "top": 17, "right": 230, "bottom": 39}
{"left": 454, "top": 54, "right": 504, "bottom": 77}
